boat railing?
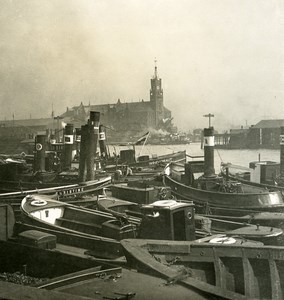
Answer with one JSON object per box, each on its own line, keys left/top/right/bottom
{"left": 220, "top": 162, "right": 250, "bottom": 172}
{"left": 186, "top": 153, "right": 204, "bottom": 159}
{"left": 164, "top": 153, "right": 204, "bottom": 171}
{"left": 163, "top": 153, "right": 192, "bottom": 175}
{"left": 36, "top": 266, "right": 122, "bottom": 290}
{"left": 170, "top": 161, "right": 184, "bottom": 167}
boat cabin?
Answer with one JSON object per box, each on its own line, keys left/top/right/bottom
{"left": 112, "top": 182, "right": 172, "bottom": 205}
{"left": 119, "top": 149, "right": 136, "bottom": 164}
{"left": 138, "top": 200, "right": 196, "bottom": 241}
{"left": 0, "top": 204, "right": 15, "bottom": 241}
{"left": 0, "top": 158, "right": 29, "bottom": 181}
{"left": 169, "top": 161, "right": 205, "bottom": 187}
{"left": 249, "top": 161, "right": 280, "bottom": 185}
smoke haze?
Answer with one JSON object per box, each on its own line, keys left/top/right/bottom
{"left": 0, "top": 0, "right": 283, "bottom": 131}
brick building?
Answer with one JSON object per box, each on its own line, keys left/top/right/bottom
{"left": 247, "top": 120, "right": 284, "bottom": 149}
{"left": 60, "top": 63, "right": 173, "bottom": 137}
{"left": 0, "top": 63, "right": 174, "bottom": 151}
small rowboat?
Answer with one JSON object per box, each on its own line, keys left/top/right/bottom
{"left": 121, "top": 238, "right": 284, "bottom": 300}
{"left": 20, "top": 194, "right": 137, "bottom": 258}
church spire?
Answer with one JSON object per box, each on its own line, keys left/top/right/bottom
{"left": 154, "top": 58, "right": 158, "bottom": 79}
{"left": 150, "top": 59, "right": 163, "bottom": 128}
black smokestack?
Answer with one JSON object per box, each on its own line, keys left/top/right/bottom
{"left": 203, "top": 127, "right": 215, "bottom": 177}
{"left": 86, "top": 111, "right": 100, "bottom": 181}
{"left": 34, "top": 135, "right": 46, "bottom": 172}
{"left": 280, "top": 126, "right": 284, "bottom": 177}
{"left": 99, "top": 125, "right": 108, "bottom": 159}
{"left": 78, "top": 124, "right": 88, "bottom": 182}
{"left": 63, "top": 123, "right": 74, "bottom": 170}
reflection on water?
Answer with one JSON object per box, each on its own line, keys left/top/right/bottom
{"left": 108, "top": 142, "right": 280, "bottom": 173}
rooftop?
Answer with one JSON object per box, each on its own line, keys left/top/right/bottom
{"left": 253, "top": 119, "right": 284, "bottom": 129}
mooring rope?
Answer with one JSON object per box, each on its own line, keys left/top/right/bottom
{"left": 215, "top": 148, "right": 224, "bottom": 164}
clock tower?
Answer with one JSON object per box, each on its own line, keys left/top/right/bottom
{"left": 150, "top": 59, "right": 164, "bottom": 128}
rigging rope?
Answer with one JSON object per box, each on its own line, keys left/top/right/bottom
{"left": 215, "top": 148, "right": 223, "bottom": 164}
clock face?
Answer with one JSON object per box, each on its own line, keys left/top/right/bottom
{"left": 156, "top": 86, "right": 160, "bottom": 90}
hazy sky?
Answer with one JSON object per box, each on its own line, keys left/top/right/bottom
{"left": 0, "top": 0, "right": 283, "bottom": 131}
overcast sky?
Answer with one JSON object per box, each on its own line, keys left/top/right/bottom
{"left": 0, "top": 0, "right": 283, "bottom": 131}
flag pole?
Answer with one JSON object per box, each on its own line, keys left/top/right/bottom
{"left": 138, "top": 132, "right": 150, "bottom": 157}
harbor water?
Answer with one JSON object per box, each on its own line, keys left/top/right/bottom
{"left": 109, "top": 142, "right": 281, "bottom": 173}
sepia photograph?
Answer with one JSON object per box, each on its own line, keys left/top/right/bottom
{"left": 0, "top": 1, "right": 283, "bottom": 299}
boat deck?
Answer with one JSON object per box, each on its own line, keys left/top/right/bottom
{"left": 0, "top": 281, "right": 93, "bottom": 300}
{"left": 38, "top": 267, "right": 209, "bottom": 300}
{"left": 0, "top": 240, "right": 209, "bottom": 300}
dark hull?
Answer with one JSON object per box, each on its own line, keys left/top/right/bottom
{"left": 16, "top": 220, "right": 123, "bottom": 259}
{"left": 0, "top": 237, "right": 206, "bottom": 300}
{"left": 97, "top": 198, "right": 283, "bottom": 245}
{"left": 0, "top": 176, "right": 111, "bottom": 200}
{"left": 0, "top": 173, "right": 109, "bottom": 193}
{"left": 0, "top": 178, "right": 64, "bottom": 193}
{"left": 198, "top": 211, "right": 284, "bottom": 230}
{"left": 129, "top": 150, "right": 186, "bottom": 168}
{"left": 121, "top": 238, "right": 284, "bottom": 300}
{"left": 0, "top": 176, "right": 111, "bottom": 218}
{"left": 20, "top": 195, "right": 131, "bottom": 258}
{"left": 221, "top": 169, "right": 284, "bottom": 193}
{"left": 164, "top": 174, "right": 284, "bottom": 213}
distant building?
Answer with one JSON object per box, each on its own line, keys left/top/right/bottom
{"left": 60, "top": 63, "right": 173, "bottom": 136}
{"left": 215, "top": 119, "right": 284, "bottom": 149}
{"left": 192, "top": 129, "right": 203, "bottom": 142}
{"left": 0, "top": 118, "right": 56, "bottom": 154}
{"left": 0, "top": 118, "right": 55, "bottom": 139}
{"left": 0, "top": 63, "right": 174, "bottom": 151}
{"left": 247, "top": 119, "right": 284, "bottom": 149}
{"left": 215, "top": 128, "right": 249, "bottom": 149}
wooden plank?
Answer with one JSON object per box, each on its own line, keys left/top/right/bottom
{"left": 242, "top": 252, "right": 255, "bottom": 298}
{"left": 269, "top": 259, "right": 283, "bottom": 299}
{"left": 0, "top": 281, "right": 92, "bottom": 300}
{"left": 213, "top": 247, "right": 225, "bottom": 288}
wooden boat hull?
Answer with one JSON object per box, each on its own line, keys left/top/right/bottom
{"left": 100, "top": 151, "right": 186, "bottom": 183}
{"left": 14, "top": 221, "right": 123, "bottom": 259}
{"left": 198, "top": 211, "right": 284, "bottom": 231}
{"left": 20, "top": 193, "right": 135, "bottom": 258}
{"left": 97, "top": 197, "right": 283, "bottom": 245}
{"left": 221, "top": 169, "right": 284, "bottom": 194}
{"left": 0, "top": 176, "right": 111, "bottom": 217}
{"left": 129, "top": 150, "right": 186, "bottom": 168}
{"left": 121, "top": 238, "right": 284, "bottom": 300}
{"left": 164, "top": 174, "right": 284, "bottom": 213}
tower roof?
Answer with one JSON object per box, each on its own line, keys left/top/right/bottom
{"left": 153, "top": 58, "right": 159, "bottom": 79}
